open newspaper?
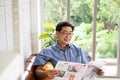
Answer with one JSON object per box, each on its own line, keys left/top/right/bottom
{"left": 52, "top": 61, "right": 105, "bottom": 80}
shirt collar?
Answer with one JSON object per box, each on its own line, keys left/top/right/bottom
{"left": 55, "top": 42, "right": 71, "bottom": 50}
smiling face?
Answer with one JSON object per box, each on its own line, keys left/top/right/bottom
{"left": 56, "top": 26, "right": 73, "bottom": 47}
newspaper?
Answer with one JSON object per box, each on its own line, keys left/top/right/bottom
{"left": 52, "top": 61, "right": 105, "bottom": 80}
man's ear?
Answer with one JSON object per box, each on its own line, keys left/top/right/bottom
{"left": 56, "top": 31, "right": 59, "bottom": 37}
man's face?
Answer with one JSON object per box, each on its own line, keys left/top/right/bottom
{"left": 56, "top": 26, "right": 73, "bottom": 45}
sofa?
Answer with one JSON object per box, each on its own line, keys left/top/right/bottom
{"left": 23, "top": 54, "right": 54, "bottom": 80}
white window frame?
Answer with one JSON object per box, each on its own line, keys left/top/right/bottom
{"left": 40, "top": 0, "right": 120, "bottom": 77}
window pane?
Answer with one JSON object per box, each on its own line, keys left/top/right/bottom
{"left": 42, "top": 0, "right": 120, "bottom": 76}
{"left": 70, "top": 0, "right": 119, "bottom": 76}
{"left": 70, "top": 0, "right": 93, "bottom": 58}
{"left": 95, "top": 0, "right": 119, "bottom": 76}
{"left": 43, "top": 0, "right": 67, "bottom": 24}
{"left": 42, "top": 0, "right": 67, "bottom": 47}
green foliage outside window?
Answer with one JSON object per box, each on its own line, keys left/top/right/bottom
{"left": 39, "top": 23, "right": 57, "bottom": 48}
{"left": 40, "top": 0, "right": 120, "bottom": 58}
{"left": 39, "top": 22, "right": 118, "bottom": 58}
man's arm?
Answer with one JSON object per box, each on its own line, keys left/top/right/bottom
{"left": 35, "top": 65, "right": 59, "bottom": 79}
{"left": 35, "top": 65, "right": 48, "bottom": 79}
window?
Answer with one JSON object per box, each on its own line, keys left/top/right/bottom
{"left": 40, "top": 0, "right": 120, "bottom": 77}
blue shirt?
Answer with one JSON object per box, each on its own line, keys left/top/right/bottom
{"left": 33, "top": 42, "right": 89, "bottom": 67}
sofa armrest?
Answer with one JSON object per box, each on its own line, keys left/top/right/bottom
{"left": 23, "top": 54, "right": 37, "bottom": 80}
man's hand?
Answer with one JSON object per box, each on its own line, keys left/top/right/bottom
{"left": 97, "top": 69, "right": 104, "bottom": 76}
{"left": 45, "top": 70, "right": 59, "bottom": 79}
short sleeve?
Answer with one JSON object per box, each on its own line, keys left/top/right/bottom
{"left": 33, "top": 50, "right": 50, "bottom": 66}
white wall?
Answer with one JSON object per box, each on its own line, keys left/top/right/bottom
{"left": 0, "top": 0, "right": 13, "bottom": 51}
{"left": 0, "top": 0, "right": 40, "bottom": 80}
